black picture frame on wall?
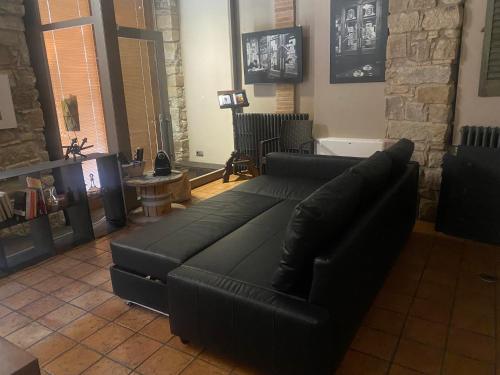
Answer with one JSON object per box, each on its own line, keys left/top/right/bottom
{"left": 330, "top": 0, "right": 388, "bottom": 84}
{"left": 242, "top": 26, "right": 303, "bottom": 84}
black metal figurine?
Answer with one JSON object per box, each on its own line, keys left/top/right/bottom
{"left": 63, "top": 138, "right": 94, "bottom": 161}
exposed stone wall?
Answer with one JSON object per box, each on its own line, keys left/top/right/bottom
{"left": 0, "top": 0, "right": 56, "bottom": 237}
{"left": 0, "top": 0, "right": 49, "bottom": 171}
{"left": 155, "top": 0, "right": 189, "bottom": 161}
{"left": 385, "top": 0, "right": 463, "bottom": 220}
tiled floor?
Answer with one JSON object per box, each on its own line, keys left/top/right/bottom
{"left": 1, "top": 174, "right": 499, "bottom": 374}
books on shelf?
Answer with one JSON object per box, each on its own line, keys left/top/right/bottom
{"left": 0, "top": 192, "right": 14, "bottom": 223}
{"left": 2, "top": 177, "right": 49, "bottom": 222}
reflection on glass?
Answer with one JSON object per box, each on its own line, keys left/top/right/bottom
{"left": 119, "top": 38, "right": 161, "bottom": 171}
{"left": 43, "top": 25, "right": 108, "bottom": 188}
{"left": 38, "top": 0, "right": 91, "bottom": 24}
{"left": 114, "top": 0, "right": 154, "bottom": 29}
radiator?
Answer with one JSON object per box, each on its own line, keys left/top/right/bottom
{"left": 316, "top": 137, "right": 386, "bottom": 157}
{"left": 233, "top": 113, "right": 309, "bottom": 165}
{"left": 460, "top": 126, "right": 500, "bottom": 148}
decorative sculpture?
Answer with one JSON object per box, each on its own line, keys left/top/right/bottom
{"left": 63, "top": 138, "right": 94, "bottom": 161}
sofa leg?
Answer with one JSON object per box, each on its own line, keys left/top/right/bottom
{"left": 180, "top": 338, "right": 189, "bottom": 344}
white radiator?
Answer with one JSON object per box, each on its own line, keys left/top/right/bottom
{"left": 316, "top": 137, "right": 386, "bottom": 158}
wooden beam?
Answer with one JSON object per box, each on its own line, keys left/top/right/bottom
{"left": 274, "top": 0, "right": 296, "bottom": 113}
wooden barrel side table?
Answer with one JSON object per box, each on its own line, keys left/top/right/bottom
{"left": 125, "top": 172, "right": 183, "bottom": 221}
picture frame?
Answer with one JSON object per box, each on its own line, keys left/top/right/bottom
{"left": 242, "top": 26, "right": 303, "bottom": 84}
{"left": 0, "top": 74, "right": 17, "bottom": 130}
{"left": 217, "top": 90, "right": 249, "bottom": 109}
{"left": 330, "top": 0, "right": 388, "bottom": 84}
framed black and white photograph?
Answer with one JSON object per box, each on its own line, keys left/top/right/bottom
{"left": 217, "top": 90, "right": 249, "bottom": 109}
{"left": 330, "top": 0, "right": 388, "bottom": 84}
{"left": 242, "top": 26, "right": 303, "bottom": 85}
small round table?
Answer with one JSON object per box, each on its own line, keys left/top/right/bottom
{"left": 125, "top": 171, "right": 183, "bottom": 220}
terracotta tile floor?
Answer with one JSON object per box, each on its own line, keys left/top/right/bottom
{"left": 1, "top": 174, "right": 500, "bottom": 374}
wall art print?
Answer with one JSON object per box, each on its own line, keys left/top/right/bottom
{"left": 331, "top": 0, "right": 388, "bottom": 84}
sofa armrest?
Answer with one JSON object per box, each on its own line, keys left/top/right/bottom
{"left": 309, "top": 163, "right": 419, "bottom": 310}
{"left": 265, "top": 152, "right": 361, "bottom": 180}
{"left": 167, "top": 265, "right": 332, "bottom": 375}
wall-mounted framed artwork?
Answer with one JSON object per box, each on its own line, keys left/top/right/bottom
{"left": 330, "top": 0, "right": 388, "bottom": 84}
{"left": 242, "top": 26, "right": 303, "bottom": 84}
{"left": 0, "top": 74, "right": 17, "bottom": 129}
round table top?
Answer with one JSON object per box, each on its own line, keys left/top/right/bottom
{"left": 124, "top": 170, "right": 183, "bottom": 187}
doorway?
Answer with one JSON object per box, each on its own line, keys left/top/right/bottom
{"left": 114, "top": 0, "right": 173, "bottom": 170}
{"left": 117, "top": 30, "right": 171, "bottom": 171}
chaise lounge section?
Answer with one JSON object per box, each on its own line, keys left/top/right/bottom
{"left": 110, "top": 139, "right": 418, "bottom": 374}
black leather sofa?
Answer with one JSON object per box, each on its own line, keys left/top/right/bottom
{"left": 110, "top": 140, "right": 418, "bottom": 374}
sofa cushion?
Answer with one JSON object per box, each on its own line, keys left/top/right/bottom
{"left": 349, "top": 151, "right": 392, "bottom": 202}
{"left": 272, "top": 172, "right": 364, "bottom": 293}
{"left": 111, "top": 190, "right": 281, "bottom": 282}
{"left": 233, "top": 175, "right": 325, "bottom": 201}
{"left": 185, "top": 200, "right": 299, "bottom": 292}
{"left": 384, "top": 138, "right": 414, "bottom": 176}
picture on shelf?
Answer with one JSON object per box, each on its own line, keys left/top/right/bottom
{"left": 242, "top": 26, "right": 303, "bottom": 84}
{"left": 217, "top": 90, "right": 249, "bottom": 109}
{"left": 330, "top": 0, "right": 388, "bottom": 84}
{"left": 218, "top": 94, "right": 233, "bottom": 107}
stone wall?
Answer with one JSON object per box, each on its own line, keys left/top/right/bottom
{"left": 0, "top": 0, "right": 49, "bottom": 171}
{"left": 385, "top": 0, "right": 463, "bottom": 220}
{"left": 155, "top": 0, "right": 189, "bottom": 161}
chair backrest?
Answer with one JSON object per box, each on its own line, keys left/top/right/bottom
{"left": 280, "top": 120, "right": 314, "bottom": 152}
{"left": 233, "top": 113, "right": 309, "bottom": 164}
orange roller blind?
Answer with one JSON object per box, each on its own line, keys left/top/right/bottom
{"left": 43, "top": 25, "right": 108, "bottom": 188}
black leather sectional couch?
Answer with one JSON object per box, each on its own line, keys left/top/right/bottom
{"left": 110, "top": 139, "right": 418, "bottom": 374}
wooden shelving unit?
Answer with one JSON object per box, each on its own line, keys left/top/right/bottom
{"left": 0, "top": 153, "right": 126, "bottom": 276}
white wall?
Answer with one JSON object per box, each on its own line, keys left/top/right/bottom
{"left": 312, "top": 0, "right": 386, "bottom": 139}
{"left": 239, "top": 0, "right": 276, "bottom": 113}
{"left": 180, "top": 0, "right": 234, "bottom": 164}
{"left": 236, "top": 0, "right": 387, "bottom": 139}
{"left": 295, "top": 0, "right": 315, "bottom": 116}
{"left": 453, "top": 0, "right": 500, "bottom": 143}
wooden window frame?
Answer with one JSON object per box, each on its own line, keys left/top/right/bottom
{"left": 24, "top": 0, "right": 132, "bottom": 160}
{"left": 479, "top": 0, "right": 500, "bottom": 97}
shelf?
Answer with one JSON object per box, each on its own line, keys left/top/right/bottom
{"left": 0, "top": 153, "right": 113, "bottom": 181}
{"left": 0, "top": 153, "right": 126, "bottom": 276}
{"left": 0, "top": 205, "right": 72, "bottom": 230}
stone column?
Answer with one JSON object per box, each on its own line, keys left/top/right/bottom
{"left": 154, "top": 0, "right": 189, "bottom": 161}
{"left": 275, "top": 0, "right": 296, "bottom": 113}
{"left": 385, "top": 0, "right": 463, "bottom": 221}
{"left": 0, "top": 0, "right": 49, "bottom": 171}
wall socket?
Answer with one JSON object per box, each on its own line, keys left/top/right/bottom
{"left": 196, "top": 150, "right": 204, "bottom": 157}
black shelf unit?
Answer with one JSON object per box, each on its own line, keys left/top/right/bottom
{"left": 0, "top": 153, "right": 126, "bottom": 276}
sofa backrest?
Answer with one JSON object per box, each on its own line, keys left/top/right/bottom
{"left": 266, "top": 152, "right": 361, "bottom": 181}
{"left": 307, "top": 163, "right": 419, "bottom": 313}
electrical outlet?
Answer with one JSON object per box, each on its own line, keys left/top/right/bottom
{"left": 196, "top": 151, "right": 204, "bottom": 157}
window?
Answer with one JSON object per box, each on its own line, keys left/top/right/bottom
{"left": 479, "top": 0, "right": 500, "bottom": 97}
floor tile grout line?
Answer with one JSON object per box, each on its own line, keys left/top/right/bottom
{"left": 5, "top": 289, "right": 117, "bottom": 348}
{"left": 384, "top": 233, "right": 435, "bottom": 374}
{"left": 39, "top": 311, "right": 163, "bottom": 373}
{"left": 437, "top": 241, "right": 463, "bottom": 375}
